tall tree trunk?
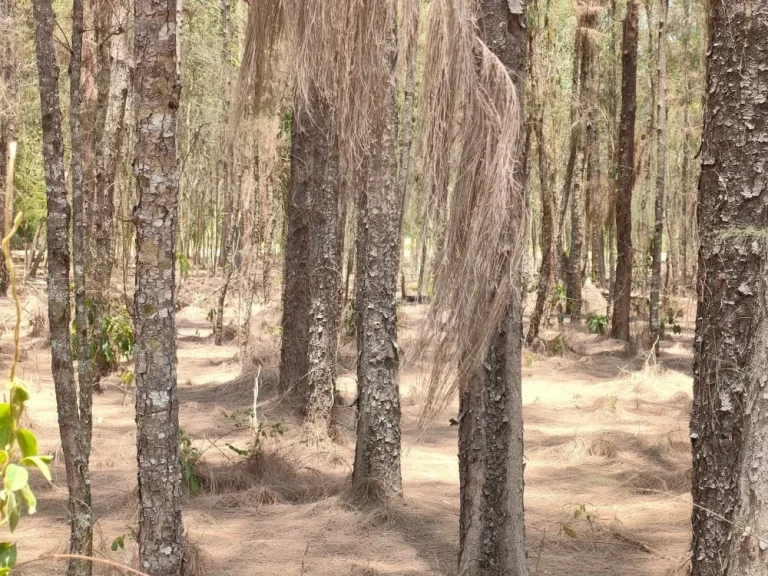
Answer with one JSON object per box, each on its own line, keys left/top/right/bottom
{"left": 91, "top": 0, "right": 130, "bottom": 382}
{"left": 279, "top": 108, "right": 316, "bottom": 397}
{"left": 213, "top": 0, "right": 234, "bottom": 345}
{"left": 679, "top": 0, "right": 692, "bottom": 288}
{"left": 457, "top": 1, "right": 528, "bottom": 574}
{"left": 69, "top": 0, "right": 95, "bottom": 569}
{"left": 567, "top": 4, "right": 599, "bottom": 324}
{"left": 31, "top": 2, "right": 93, "bottom": 574}
{"left": 352, "top": 0, "right": 403, "bottom": 500}
{"left": 610, "top": 0, "right": 639, "bottom": 342}
{"left": 0, "top": 0, "right": 16, "bottom": 296}
{"left": 690, "top": 3, "right": 768, "bottom": 574}
{"left": 216, "top": 0, "right": 233, "bottom": 270}
{"left": 133, "top": 0, "right": 185, "bottom": 568}
{"left": 304, "top": 98, "right": 343, "bottom": 433}
{"left": 649, "top": 0, "right": 667, "bottom": 353}
{"left": 556, "top": 26, "right": 583, "bottom": 272}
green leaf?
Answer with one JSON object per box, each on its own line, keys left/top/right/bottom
{"left": 16, "top": 429, "right": 38, "bottom": 458}
{"left": 111, "top": 535, "right": 125, "bottom": 552}
{"left": 0, "top": 543, "right": 15, "bottom": 569}
{"left": 9, "top": 381, "right": 29, "bottom": 404}
{"left": 6, "top": 492, "right": 20, "bottom": 532}
{"left": 20, "top": 456, "right": 52, "bottom": 482}
{"left": 4, "top": 465, "right": 28, "bottom": 492}
{"left": 20, "top": 484, "right": 37, "bottom": 514}
{"left": 0, "top": 452, "right": 8, "bottom": 468}
{"left": 0, "top": 405, "right": 11, "bottom": 450}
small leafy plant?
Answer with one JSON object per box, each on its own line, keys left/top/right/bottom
{"left": 226, "top": 421, "right": 285, "bottom": 460}
{"left": 101, "top": 306, "right": 135, "bottom": 368}
{"left": 587, "top": 312, "right": 608, "bottom": 335}
{"left": 179, "top": 429, "right": 201, "bottom": 496}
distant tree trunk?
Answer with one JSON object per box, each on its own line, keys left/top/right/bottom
{"left": 279, "top": 108, "right": 316, "bottom": 397}
{"left": 679, "top": 0, "right": 692, "bottom": 288}
{"left": 132, "top": 0, "right": 185, "bottom": 568}
{"left": 90, "top": 0, "right": 130, "bottom": 382}
{"left": 457, "top": 1, "right": 528, "bottom": 574}
{"left": 216, "top": 0, "right": 233, "bottom": 271}
{"left": 416, "top": 228, "right": 428, "bottom": 303}
{"left": 610, "top": 1, "right": 638, "bottom": 342}
{"left": 0, "top": 0, "right": 15, "bottom": 296}
{"left": 648, "top": 0, "right": 667, "bottom": 353}
{"left": 305, "top": 98, "right": 343, "bottom": 433}
{"left": 352, "top": 0, "right": 403, "bottom": 500}
{"left": 556, "top": 26, "right": 583, "bottom": 273}
{"left": 690, "top": 3, "right": 768, "bottom": 575}
{"left": 567, "top": 5, "right": 599, "bottom": 324}
{"left": 213, "top": 0, "right": 234, "bottom": 345}
{"left": 31, "top": 1, "right": 94, "bottom": 574}
{"left": 239, "top": 163, "right": 258, "bottom": 365}
{"left": 526, "top": 0, "right": 555, "bottom": 345}
{"left": 584, "top": 16, "right": 602, "bottom": 291}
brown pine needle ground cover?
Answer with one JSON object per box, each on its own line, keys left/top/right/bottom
{"left": 3, "top": 272, "right": 693, "bottom": 575}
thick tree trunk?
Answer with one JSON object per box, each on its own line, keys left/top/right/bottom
{"left": 31, "top": 2, "right": 94, "bottom": 574}
{"left": 690, "top": 4, "right": 768, "bottom": 575}
{"left": 132, "top": 0, "right": 185, "bottom": 569}
{"left": 648, "top": 0, "right": 667, "bottom": 353}
{"left": 610, "top": 1, "right": 638, "bottom": 342}
{"left": 457, "top": 1, "right": 528, "bottom": 575}
{"left": 305, "top": 99, "right": 343, "bottom": 433}
{"left": 279, "top": 110, "right": 313, "bottom": 396}
{"left": 352, "top": 0, "right": 403, "bottom": 499}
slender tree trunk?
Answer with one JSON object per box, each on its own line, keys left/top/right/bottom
{"left": 0, "top": 0, "right": 15, "bottom": 296}
{"left": 567, "top": 5, "right": 599, "bottom": 324}
{"left": 556, "top": 27, "right": 583, "bottom": 271}
{"left": 305, "top": 98, "right": 343, "bottom": 432}
{"left": 416, "top": 227, "right": 427, "bottom": 303}
{"left": 69, "top": 0, "right": 95, "bottom": 568}
{"left": 679, "top": 0, "right": 692, "bottom": 288}
{"left": 691, "top": 3, "right": 768, "bottom": 575}
{"left": 279, "top": 108, "right": 315, "bottom": 397}
{"left": 649, "top": 0, "right": 667, "bottom": 353}
{"left": 91, "top": 0, "right": 130, "bottom": 381}
{"left": 31, "top": 2, "right": 93, "bottom": 574}
{"left": 352, "top": 0, "right": 403, "bottom": 499}
{"left": 457, "top": 2, "right": 528, "bottom": 574}
{"left": 216, "top": 0, "right": 233, "bottom": 270}
{"left": 610, "top": 1, "right": 638, "bottom": 342}
{"left": 133, "top": 0, "right": 185, "bottom": 568}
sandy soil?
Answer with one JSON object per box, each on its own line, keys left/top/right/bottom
{"left": 1, "top": 274, "right": 694, "bottom": 576}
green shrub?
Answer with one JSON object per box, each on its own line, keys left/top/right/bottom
{"left": 587, "top": 312, "right": 608, "bottom": 335}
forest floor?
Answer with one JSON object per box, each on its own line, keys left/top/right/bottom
{"left": 2, "top": 272, "right": 694, "bottom": 576}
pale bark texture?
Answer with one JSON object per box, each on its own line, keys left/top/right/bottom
{"left": 91, "top": 0, "right": 130, "bottom": 381}
{"left": 610, "top": 0, "right": 638, "bottom": 342}
{"left": 690, "top": 4, "right": 768, "bottom": 575}
{"left": 279, "top": 110, "right": 313, "bottom": 397}
{"left": 457, "top": 1, "right": 528, "bottom": 574}
{"left": 305, "top": 99, "right": 343, "bottom": 432}
{"left": 31, "top": 1, "right": 94, "bottom": 573}
{"left": 648, "top": 0, "right": 667, "bottom": 352}
{"left": 133, "top": 0, "right": 185, "bottom": 569}
{"left": 352, "top": 0, "right": 403, "bottom": 499}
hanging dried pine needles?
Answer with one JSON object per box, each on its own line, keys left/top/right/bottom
{"left": 416, "top": 0, "right": 525, "bottom": 422}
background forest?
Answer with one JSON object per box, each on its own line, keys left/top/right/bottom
{"left": 0, "top": 0, "right": 761, "bottom": 575}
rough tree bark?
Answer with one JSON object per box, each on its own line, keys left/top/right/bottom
{"left": 304, "top": 101, "right": 343, "bottom": 432}
{"left": 132, "top": 0, "right": 185, "bottom": 569}
{"left": 690, "top": 4, "right": 768, "bottom": 575}
{"left": 610, "top": 0, "right": 638, "bottom": 342}
{"left": 279, "top": 110, "right": 313, "bottom": 397}
{"left": 352, "top": 0, "right": 403, "bottom": 499}
{"left": 31, "top": 1, "right": 94, "bottom": 574}
{"left": 457, "top": 1, "right": 528, "bottom": 574}
{"left": 648, "top": 0, "right": 667, "bottom": 353}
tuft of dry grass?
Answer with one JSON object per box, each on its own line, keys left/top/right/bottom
{"left": 182, "top": 537, "right": 208, "bottom": 576}
{"left": 563, "top": 433, "right": 618, "bottom": 460}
